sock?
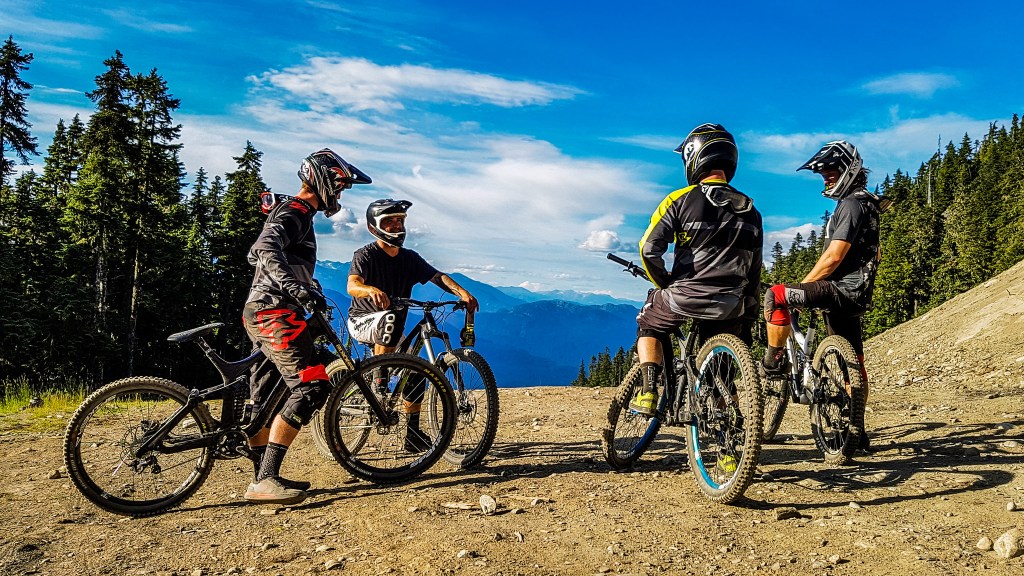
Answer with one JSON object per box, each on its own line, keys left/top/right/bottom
{"left": 639, "top": 362, "right": 662, "bottom": 394}
{"left": 250, "top": 445, "right": 266, "bottom": 481}
{"left": 765, "top": 346, "right": 786, "bottom": 366}
{"left": 256, "top": 442, "right": 288, "bottom": 482}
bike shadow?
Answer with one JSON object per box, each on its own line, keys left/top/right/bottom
{"left": 749, "top": 418, "right": 1024, "bottom": 512}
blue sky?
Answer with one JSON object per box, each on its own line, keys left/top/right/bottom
{"left": 4, "top": 0, "right": 1023, "bottom": 299}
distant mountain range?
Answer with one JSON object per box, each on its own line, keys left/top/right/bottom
{"left": 315, "top": 260, "right": 641, "bottom": 387}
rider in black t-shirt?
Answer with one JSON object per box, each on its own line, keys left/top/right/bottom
{"left": 347, "top": 199, "right": 478, "bottom": 450}
{"left": 762, "top": 140, "right": 889, "bottom": 453}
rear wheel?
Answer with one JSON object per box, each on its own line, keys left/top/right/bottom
{"left": 63, "top": 377, "right": 215, "bottom": 516}
{"left": 321, "top": 354, "right": 456, "bottom": 484}
{"left": 428, "top": 348, "right": 499, "bottom": 468}
{"left": 685, "top": 334, "right": 763, "bottom": 504}
{"left": 809, "top": 335, "right": 864, "bottom": 465}
{"left": 601, "top": 362, "right": 664, "bottom": 469}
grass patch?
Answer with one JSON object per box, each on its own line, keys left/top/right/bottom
{"left": 0, "top": 377, "right": 88, "bottom": 434}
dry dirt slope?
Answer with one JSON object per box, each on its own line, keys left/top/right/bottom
{"left": 1, "top": 263, "right": 1023, "bottom": 576}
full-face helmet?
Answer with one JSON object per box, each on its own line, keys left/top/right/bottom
{"left": 366, "top": 198, "right": 413, "bottom": 247}
{"left": 297, "top": 148, "right": 372, "bottom": 217}
{"left": 798, "top": 141, "right": 865, "bottom": 199}
{"left": 674, "top": 123, "right": 738, "bottom": 185}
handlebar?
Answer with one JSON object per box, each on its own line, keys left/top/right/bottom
{"left": 390, "top": 297, "right": 467, "bottom": 312}
{"left": 606, "top": 253, "right": 650, "bottom": 281}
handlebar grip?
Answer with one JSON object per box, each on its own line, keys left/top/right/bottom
{"left": 606, "top": 252, "right": 630, "bottom": 266}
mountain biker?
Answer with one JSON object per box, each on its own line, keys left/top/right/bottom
{"left": 242, "top": 148, "right": 371, "bottom": 504}
{"left": 347, "top": 198, "right": 478, "bottom": 452}
{"left": 762, "top": 140, "right": 887, "bottom": 453}
{"left": 630, "top": 124, "right": 764, "bottom": 438}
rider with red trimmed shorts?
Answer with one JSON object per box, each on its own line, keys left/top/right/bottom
{"left": 761, "top": 140, "right": 889, "bottom": 454}
{"left": 242, "top": 148, "right": 371, "bottom": 504}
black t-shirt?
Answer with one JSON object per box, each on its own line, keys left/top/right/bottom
{"left": 348, "top": 243, "right": 439, "bottom": 317}
{"left": 823, "top": 189, "right": 881, "bottom": 307}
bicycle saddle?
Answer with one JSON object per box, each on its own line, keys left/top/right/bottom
{"left": 167, "top": 323, "right": 224, "bottom": 343}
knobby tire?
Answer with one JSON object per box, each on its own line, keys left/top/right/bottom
{"left": 685, "top": 334, "right": 763, "bottom": 504}
{"left": 63, "top": 377, "right": 216, "bottom": 517}
{"left": 321, "top": 354, "right": 456, "bottom": 484}
{"left": 430, "top": 348, "right": 499, "bottom": 468}
{"left": 601, "top": 362, "right": 663, "bottom": 469}
{"left": 809, "top": 335, "right": 865, "bottom": 466}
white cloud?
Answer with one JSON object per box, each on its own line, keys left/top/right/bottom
{"left": 251, "top": 57, "right": 583, "bottom": 113}
{"left": 101, "top": 9, "right": 193, "bottom": 33}
{"left": 605, "top": 134, "right": 677, "bottom": 151}
{"left": 764, "top": 223, "right": 817, "bottom": 263}
{"left": 862, "top": 72, "right": 959, "bottom": 98}
{"left": 578, "top": 229, "right": 628, "bottom": 252}
{"left": 742, "top": 112, "right": 995, "bottom": 180}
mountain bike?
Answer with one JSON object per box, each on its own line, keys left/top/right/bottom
{"left": 600, "top": 253, "right": 763, "bottom": 504}
{"left": 63, "top": 302, "right": 456, "bottom": 517}
{"left": 313, "top": 298, "right": 499, "bottom": 468}
{"left": 759, "top": 308, "right": 865, "bottom": 465}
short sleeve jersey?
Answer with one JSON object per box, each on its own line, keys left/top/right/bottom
{"left": 823, "top": 190, "right": 881, "bottom": 307}
{"left": 348, "top": 243, "right": 439, "bottom": 317}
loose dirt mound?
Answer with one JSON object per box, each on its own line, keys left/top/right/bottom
{"left": 2, "top": 264, "right": 1023, "bottom": 575}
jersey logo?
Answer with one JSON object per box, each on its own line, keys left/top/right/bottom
{"left": 289, "top": 201, "right": 310, "bottom": 214}
{"left": 253, "top": 309, "right": 308, "bottom": 350}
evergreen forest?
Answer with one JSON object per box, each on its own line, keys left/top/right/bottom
{"left": 2, "top": 38, "right": 1023, "bottom": 393}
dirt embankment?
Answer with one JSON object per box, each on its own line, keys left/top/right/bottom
{"left": 2, "top": 263, "right": 1024, "bottom": 576}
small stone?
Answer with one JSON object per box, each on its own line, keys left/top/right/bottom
{"left": 1008, "top": 502, "right": 1018, "bottom": 512}
{"left": 511, "top": 508, "right": 523, "bottom": 514}
{"left": 259, "top": 509, "right": 278, "bottom": 516}
{"left": 773, "top": 507, "right": 801, "bottom": 521}
{"left": 514, "top": 532, "right": 524, "bottom": 542}
{"left": 260, "top": 542, "right": 278, "bottom": 551}
{"left": 407, "top": 506, "right": 419, "bottom": 513}
{"left": 993, "top": 528, "right": 1023, "bottom": 559}
{"left": 315, "top": 545, "right": 333, "bottom": 553}
{"left": 479, "top": 495, "right": 497, "bottom": 515}
{"left": 848, "top": 501, "right": 863, "bottom": 509}
{"left": 48, "top": 469, "right": 62, "bottom": 480}
{"left": 191, "top": 570, "right": 204, "bottom": 576}
{"left": 324, "top": 558, "right": 345, "bottom": 570}
{"left": 828, "top": 554, "right": 841, "bottom": 563}
{"left": 977, "top": 536, "right": 994, "bottom": 551}
{"left": 456, "top": 549, "right": 477, "bottom": 559}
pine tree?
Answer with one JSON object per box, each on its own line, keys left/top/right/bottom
{"left": 40, "top": 115, "right": 84, "bottom": 197}
{"left": 212, "top": 141, "right": 268, "bottom": 350}
{"left": 570, "top": 360, "right": 588, "bottom": 387}
{"left": 0, "top": 36, "right": 38, "bottom": 186}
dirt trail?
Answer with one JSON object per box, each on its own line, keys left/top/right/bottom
{"left": 3, "top": 262, "right": 1024, "bottom": 576}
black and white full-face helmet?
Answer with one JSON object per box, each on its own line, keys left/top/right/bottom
{"left": 366, "top": 198, "right": 413, "bottom": 247}
{"left": 674, "top": 123, "right": 738, "bottom": 185}
{"left": 798, "top": 141, "right": 864, "bottom": 200}
{"left": 297, "top": 148, "right": 372, "bottom": 217}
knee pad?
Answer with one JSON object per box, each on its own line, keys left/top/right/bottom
{"left": 763, "top": 284, "right": 791, "bottom": 326}
{"left": 280, "top": 366, "right": 331, "bottom": 426}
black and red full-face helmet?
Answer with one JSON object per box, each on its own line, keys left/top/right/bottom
{"left": 297, "top": 148, "right": 372, "bottom": 217}
{"left": 366, "top": 198, "right": 412, "bottom": 247}
{"left": 798, "top": 140, "right": 864, "bottom": 199}
{"left": 674, "top": 123, "right": 738, "bottom": 185}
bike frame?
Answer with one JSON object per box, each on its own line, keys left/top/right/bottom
{"left": 783, "top": 310, "right": 823, "bottom": 405}
{"left": 132, "top": 307, "right": 397, "bottom": 460}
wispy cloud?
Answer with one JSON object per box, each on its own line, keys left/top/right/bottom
{"left": 742, "top": 112, "right": 995, "bottom": 179}
{"left": 605, "top": 134, "right": 677, "bottom": 151}
{"left": 764, "top": 222, "right": 817, "bottom": 263}
{"left": 101, "top": 8, "right": 193, "bottom": 34}
{"left": 251, "top": 57, "right": 584, "bottom": 113}
{"left": 861, "top": 72, "right": 959, "bottom": 98}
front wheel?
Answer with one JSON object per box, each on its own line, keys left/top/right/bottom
{"left": 685, "top": 334, "right": 763, "bottom": 504}
{"left": 62, "top": 377, "right": 216, "bottom": 516}
{"left": 809, "top": 335, "right": 864, "bottom": 465}
{"left": 321, "top": 354, "right": 456, "bottom": 484}
{"left": 428, "top": 349, "right": 499, "bottom": 468}
{"left": 601, "top": 362, "right": 664, "bottom": 469}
